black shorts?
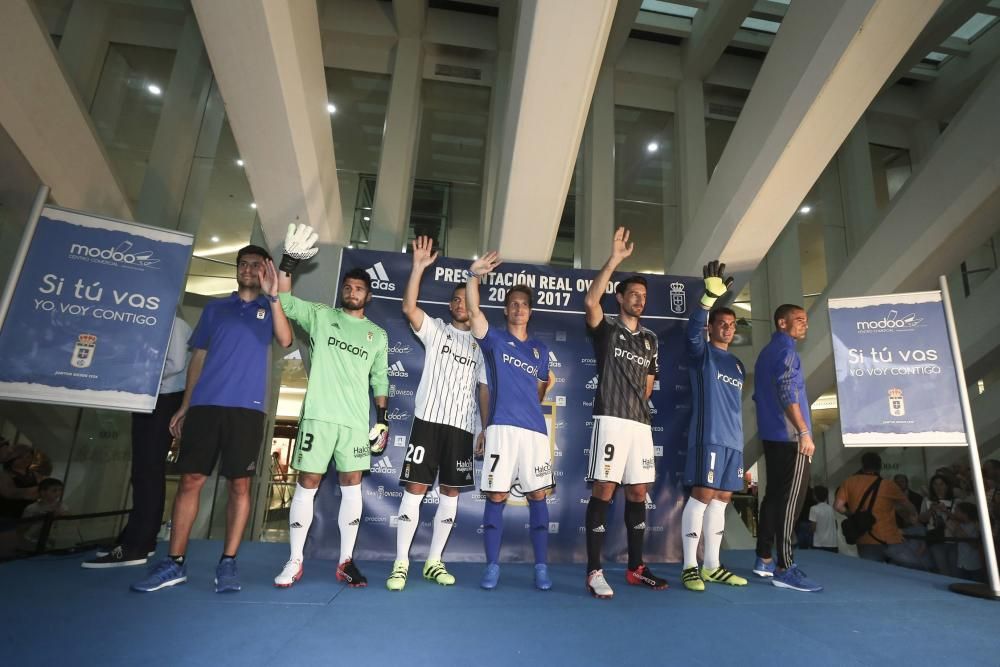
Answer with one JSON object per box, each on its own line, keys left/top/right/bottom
{"left": 399, "top": 417, "right": 475, "bottom": 489}
{"left": 176, "top": 406, "right": 265, "bottom": 479}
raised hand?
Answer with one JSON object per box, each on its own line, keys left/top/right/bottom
{"left": 411, "top": 235, "right": 439, "bottom": 270}
{"left": 470, "top": 251, "right": 501, "bottom": 278}
{"left": 611, "top": 227, "right": 634, "bottom": 264}
{"left": 701, "top": 260, "right": 734, "bottom": 309}
{"left": 258, "top": 258, "right": 279, "bottom": 296}
{"left": 279, "top": 223, "right": 319, "bottom": 275}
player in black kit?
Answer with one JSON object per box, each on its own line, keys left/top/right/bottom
{"left": 582, "top": 227, "right": 668, "bottom": 598}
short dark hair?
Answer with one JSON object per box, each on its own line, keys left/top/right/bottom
{"left": 773, "top": 303, "right": 804, "bottom": 330}
{"left": 342, "top": 267, "right": 372, "bottom": 292}
{"left": 38, "top": 477, "right": 63, "bottom": 492}
{"left": 504, "top": 284, "right": 533, "bottom": 308}
{"left": 813, "top": 485, "right": 828, "bottom": 503}
{"left": 451, "top": 284, "right": 466, "bottom": 299}
{"left": 616, "top": 275, "right": 647, "bottom": 295}
{"left": 955, "top": 502, "right": 977, "bottom": 520}
{"left": 861, "top": 452, "right": 882, "bottom": 472}
{"left": 709, "top": 307, "right": 737, "bottom": 324}
{"left": 236, "top": 244, "right": 272, "bottom": 264}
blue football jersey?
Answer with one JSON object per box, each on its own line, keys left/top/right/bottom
{"left": 686, "top": 308, "right": 745, "bottom": 451}
{"left": 477, "top": 327, "right": 549, "bottom": 435}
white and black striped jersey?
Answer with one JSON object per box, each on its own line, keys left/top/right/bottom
{"left": 588, "top": 315, "right": 659, "bottom": 425}
{"left": 412, "top": 316, "right": 486, "bottom": 433}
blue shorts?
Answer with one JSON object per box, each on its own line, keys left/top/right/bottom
{"left": 684, "top": 443, "right": 743, "bottom": 492}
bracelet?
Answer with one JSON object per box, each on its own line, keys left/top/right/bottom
{"left": 797, "top": 430, "right": 811, "bottom": 438}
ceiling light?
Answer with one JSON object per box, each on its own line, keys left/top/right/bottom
{"left": 647, "top": 142, "right": 659, "bottom": 153}
{"left": 250, "top": 202, "right": 257, "bottom": 209}
{"left": 236, "top": 159, "right": 244, "bottom": 167}
{"left": 327, "top": 103, "right": 337, "bottom": 114}
{"left": 147, "top": 84, "right": 162, "bottom": 96}
{"left": 473, "top": 255, "right": 478, "bottom": 260}
{"left": 210, "top": 235, "right": 220, "bottom": 243}
{"left": 799, "top": 205, "right": 812, "bottom": 214}
{"left": 363, "top": 216, "right": 370, "bottom": 222}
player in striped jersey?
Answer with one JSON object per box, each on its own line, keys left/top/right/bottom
{"left": 583, "top": 227, "right": 667, "bottom": 599}
{"left": 386, "top": 236, "right": 488, "bottom": 591}
{"left": 680, "top": 260, "right": 749, "bottom": 591}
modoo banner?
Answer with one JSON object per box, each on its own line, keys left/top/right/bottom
{"left": 0, "top": 206, "right": 193, "bottom": 412}
{"left": 829, "top": 291, "right": 967, "bottom": 447}
{"left": 304, "top": 247, "right": 702, "bottom": 564}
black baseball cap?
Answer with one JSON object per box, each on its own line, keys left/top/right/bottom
{"left": 237, "top": 244, "right": 272, "bottom": 263}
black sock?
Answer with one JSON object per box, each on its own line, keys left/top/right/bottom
{"left": 220, "top": 553, "right": 236, "bottom": 563}
{"left": 169, "top": 554, "right": 185, "bottom": 565}
{"left": 626, "top": 500, "right": 646, "bottom": 571}
{"left": 585, "top": 497, "right": 609, "bottom": 573}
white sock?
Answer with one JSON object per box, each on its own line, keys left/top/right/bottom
{"left": 703, "top": 499, "right": 728, "bottom": 570}
{"left": 427, "top": 493, "right": 458, "bottom": 562}
{"left": 288, "top": 483, "right": 318, "bottom": 562}
{"left": 681, "top": 497, "right": 708, "bottom": 569}
{"left": 394, "top": 490, "right": 424, "bottom": 562}
{"left": 338, "top": 484, "right": 362, "bottom": 563}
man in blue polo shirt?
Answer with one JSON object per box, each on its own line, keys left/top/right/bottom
{"left": 132, "top": 244, "right": 292, "bottom": 593}
{"left": 752, "top": 303, "right": 822, "bottom": 593}
{"left": 466, "top": 251, "right": 555, "bottom": 591}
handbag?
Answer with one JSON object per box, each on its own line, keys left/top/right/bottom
{"left": 841, "top": 476, "right": 883, "bottom": 545}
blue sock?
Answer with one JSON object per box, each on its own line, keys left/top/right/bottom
{"left": 483, "top": 499, "right": 505, "bottom": 564}
{"left": 528, "top": 498, "right": 549, "bottom": 565}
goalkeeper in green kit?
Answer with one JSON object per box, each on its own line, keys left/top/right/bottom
{"left": 272, "top": 224, "right": 390, "bottom": 589}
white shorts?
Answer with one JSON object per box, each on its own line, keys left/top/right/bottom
{"left": 479, "top": 425, "right": 554, "bottom": 494}
{"left": 586, "top": 415, "right": 655, "bottom": 485}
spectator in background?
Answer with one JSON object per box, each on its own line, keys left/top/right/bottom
{"left": 919, "top": 473, "right": 957, "bottom": 577}
{"left": 0, "top": 444, "right": 39, "bottom": 520}
{"left": 808, "top": 486, "right": 838, "bottom": 553}
{"left": 893, "top": 474, "right": 924, "bottom": 517}
{"left": 948, "top": 501, "right": 983, "bottom": 582}
{"left": 795, "top": 486, "right": 817, "bottom": 550}
{"left": 83, "top": 315, "right": 193, "bottom": 569}
{"left": 20, "top": 477, "right": 69, "bottom": 551}
{"left": 835, "top": 452, "right": 923, "bottom": 569}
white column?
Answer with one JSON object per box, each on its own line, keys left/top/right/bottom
{"left": 369, "top": 37, "right": 423, "bottom": 252}
{"left": 676, "top": 78, "right": 707, "bottom": 238}
{"left": 580, "top": 68, "right": 615, "bottom": 270}
{"left": 57, "top": 0, "right": 111, "bottom": 107}
{"left": 487, "top": 0, "right": 616, "bottom": 262}
{"left": 136, "top": 14, "right": 212, "bottom": 230}
{"left": 836, "top": 117, "right": 878, "bottom": 254}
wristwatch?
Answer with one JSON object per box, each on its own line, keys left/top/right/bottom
{"left": 266, "top": 294, "right": 279, "bottom": 303}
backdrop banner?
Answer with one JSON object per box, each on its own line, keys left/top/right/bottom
{"left": 304, "top": 247, "right": 702, "bottom": 563}
{"left": 0, "top": 206, "right": 192, "bottom": 412}
{"left": 829, "top": 291, "right": 967, "bottom": 447}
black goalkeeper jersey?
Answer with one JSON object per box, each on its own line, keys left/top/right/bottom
{"left": 588, "top": 315, "right": 659, "bottom": 425}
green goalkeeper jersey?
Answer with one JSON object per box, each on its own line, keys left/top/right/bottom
{"left": 279, "top": 293, "right": 389, "bottom": 432}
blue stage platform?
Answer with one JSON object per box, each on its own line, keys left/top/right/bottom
{"left": 2, "top": 541, "right": 996, "bottom": 666}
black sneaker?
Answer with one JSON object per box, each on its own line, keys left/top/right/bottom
{"left": 336, "top": 558, "right": 368, "bottom": 587}
{"left": 625, "top": 563, "right": 669, "bottom": 590}
{"left": 96, "top": 545, "right": 155, "bottom": 558}
{"left": 82, "top": 545, "right": 149, "bottom": 569}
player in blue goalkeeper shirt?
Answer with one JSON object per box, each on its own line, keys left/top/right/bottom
{"left": 680, "top": 261, "right": 749, "bottom": 591}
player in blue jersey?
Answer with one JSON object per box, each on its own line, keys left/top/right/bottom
{"left": 680, "top": 261, "right": 749, "bottom": 591}
{"left": 466, "top": 251, "right": 555, "bottom": 591}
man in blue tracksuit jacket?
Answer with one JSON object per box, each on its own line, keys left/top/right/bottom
{"left": 752, "top": 304, "right": 823, "bottom": 593}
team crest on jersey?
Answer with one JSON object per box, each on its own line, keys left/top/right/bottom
{"left": 367, "top": 331, "right": 374, "bottom": 341}
{"left": 644, "top": 339, "right": 651, "bottom": 350}
{"left": 533, "top": 348, "right": 539, "bottom": 359}
{"left": 256, "top": 308, "right": 266, "bottom": 319}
